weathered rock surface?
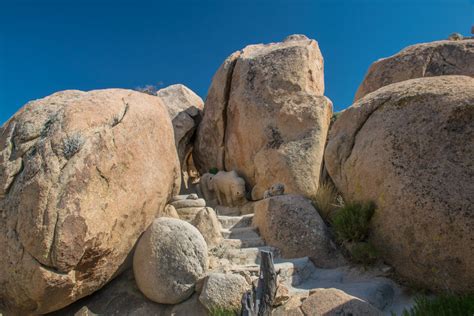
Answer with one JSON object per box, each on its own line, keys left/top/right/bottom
{"left": 199, "top": 273, "right": 249, "bottom": 312}
{"left": 170, "top": 198, "right": 206, "bottom": 209}
{"left": 0, "top": 89, "right": 180, "bottom": 314}
{"left": 133, "top": 218, "right": 208, "bottom": 304}
{"left": 252, "top": 195, "right": 345, "bottom": 268}
{"left": 159, "top": 204, "right": 180, "bottom": 219}
{"left": 157, "top": 84, "right": 203, "bottom": 193}
{"left": 301, "top": 288, "right": 382, "bottom": 316}
{"left": 194, "top": 35, "right": 332, "bottom": 200}
{"left": 156, "top": 84, "right": 203, "bottom": 164}
{"left": 354, "top": 39, "right": 474, "bottom": 100}
{"left": 191, "top": 207, "right": 223, "bottom": 248}
{"left": 325, "top": 76, "right": 474, "bottom": 293}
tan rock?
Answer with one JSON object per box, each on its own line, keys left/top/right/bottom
{"left": 156, "top": 84, "right": 203, "bottom": 195}
{"left": 156, "top": 84, "right": 203, "bottom": 167}
{"left": 354, "top": 39, "right": 474, "bottom": 100}
{"left": 300, "top": 288, "right": 382, "bottom": 316}
{"left": 199, "top": 273, "right": 249, "bottom": 312}
{"left": 159, "top": 204, "right": 180, "bottom": 219}
{"left": 212, "top": 170, "right": 247, "bottom": 207}
{"left": 252, "top": 195, "right": 345, "bottom": 268}
{"left": 133, "top": 218, "right": 208, "bottom": 305}
{"left": 171, "top": 198, "right": 206, "bottom": 209}
{"left": 191, "top": 207, "right": 223, "bottom": 248}
{"left": 194, "top": 35, "right": 332, "bottom": 200}
{"left": 194, "top": 51, "right": 241, "bottom": 173}
{"left": 175, "top": 207, "right": 205, "bottom": 222}
{"left": 325, "top": 76, "right": 474, "bottom": 293}
{"left": 0, "top": 89, "right": 180, "bottom": 314}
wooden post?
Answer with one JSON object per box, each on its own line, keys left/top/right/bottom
{"left": 241, "top": 250, "right": 277, "bottom": 316}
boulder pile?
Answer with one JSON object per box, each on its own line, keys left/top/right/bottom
{"left": 0, "top": 34, "right": 472, "bottom": 315}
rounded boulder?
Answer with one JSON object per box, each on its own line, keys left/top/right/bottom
{"left": 133, "top": 218, "right": 208, "bottom": 304}
{"left": 325, "top": 76, "right": 474, "bottom": 293}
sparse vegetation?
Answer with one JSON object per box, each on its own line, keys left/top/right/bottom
{"left": 346, "top": 241, "right": 378, "bottom": 265}
{"left": 209, "top": 307, "right": 239, "bottom": 316}
{"left": 397, "top": 294, "right": 474, "bottom": 316}
{"left": 134, "top": 82, "right": 163, "bottom": 95}
{"left": 209, "top": 167, "right": 219, "bottom": 175}
{"left": 63, "top": 133, "right": 84, "bottom": 159}
{"left": 311, "top": 181, "right": 341, "bottom": 220}
{"left": 330, "top": 201, "right": 375, "bottom": 243}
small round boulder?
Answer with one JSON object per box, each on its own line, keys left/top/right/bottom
{"left": 133, "top": 218, "right": 208, "bottom": 304}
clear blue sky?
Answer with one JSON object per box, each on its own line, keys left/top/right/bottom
{"left": 1, "top": 0, "right": 473, "bottom": 124}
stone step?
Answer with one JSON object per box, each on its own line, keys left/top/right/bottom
{"left": 222, "top": 237, "right": 266, "bottom": 249}
{"left": 221, "top": 226, "right": 260, "bottom": 240}
{"left": 223, "top": 246, "right": 280, "bottom": 265}
{"left": 215, "top": 205, "right": 241, "bottom": 216}
{"left": 218, "top": 214, "right": 254, "bottom": 230}
{"left": 228, "top": 257, "right": 316, "bottom": 286}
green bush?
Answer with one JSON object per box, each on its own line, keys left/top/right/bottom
{"left": 398, "top": 294, "right": 474, "bottom": 316}
{"left": 347, "top": 242, "right": 378, "bottom": 265}
{"left": 209, "top": 167, "right": 219, "bottom": 175}
{"left": 331, "top": 201, "right": 375, "bottom": 242}
{"left": 209, "top": 307, "right": 239, "bottom": 316}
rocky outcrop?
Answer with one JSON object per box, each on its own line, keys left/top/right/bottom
{"left": 301, "top": 288, "right": 382, "bottom": 316}
{"left": 194, "top": 35, "right": 332, "bottom": 200}
{"left": 325, "top": 76, "right": 474, "bottom": 293}
{"left": 199, "top": 273, "right": 249, "bottom": 312}
{"left": 133, "top": 218, "right": 208, "bottom": 304}
{"left": 252, "top": 195, "right": 345, "bottom": 268}
{"left": 354, "top": 39, "right": 474, "bottom": 100}
{"left": 156, "top": 84, "right": 203, "bottom": 192}
{"left": 0, "top": 89, "right": 180, "bottom": 314}
{"left": 199, "top": 170, "right": 247, "bottom": 207}
{"left": 191, "top": 207, "right": 223, "bottom": 248}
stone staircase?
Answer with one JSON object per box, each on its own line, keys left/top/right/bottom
{"left": 210, "top": 213, "right": 415, "bottom": 315}
{"left": 211, "top": 213, "right": 317, "bottom": 288}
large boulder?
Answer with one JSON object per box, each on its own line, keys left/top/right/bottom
{"left": 252, "top": 195, "right": 345, "bottom": 268}
{"left": 0, "top": 89, "right": 180, "bottom": 314}
{"left": 133, "top": 218, "right": 208, "bottom": 305}
{"left": 194, "top": 35, "right": 332, "bottom": 200}
{"left": 354, "top": 39, "right": 474, "bottom": 100}
{"left": 156, "top": 84, "right": 203, "bottom": 192}
{"left": 325, "top": 76, "right": 474, "bottom": 293}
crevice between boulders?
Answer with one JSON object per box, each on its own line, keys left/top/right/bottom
{"left": 221, "top": 54, "right": 240, "bottom": 171}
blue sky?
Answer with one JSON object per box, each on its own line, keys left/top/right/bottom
{"left": 1, "top": 0, "right": 473, "bottom": 124}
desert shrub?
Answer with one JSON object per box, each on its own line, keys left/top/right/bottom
{"left": 209, "top": 307, "right": 239, "bottom": 316}
{"left": 399, "top": 294, "right": 474, "bottom": 316}
{"left": 63, "top": 134, "right": 84, "bottom": 159}
{"left": 311, "top": 182, "right": 340, "bottom": 220}
{"left": 209, "top": 167, "right": 219, "bottom": 175}
{"left": 135, "top": 84, "right": 159, "bottom": 95}
{"left": 331, "top": 201, "right": 375, "bottom": 242}
{"left": 346, "top": 241, "right": 378, "bottom": 265}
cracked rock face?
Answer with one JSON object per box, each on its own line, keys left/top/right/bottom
{"left": 325, "top": 76, "right": 474, "bottom": 293}
{"left": 354, "top": 39, "right": 474, "bottom": 101}
{"left": 0, "top": 89, "right": 180, "bottom": 314}
{"left": 194, "top": 35, "right": 332, "bottom": 199}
